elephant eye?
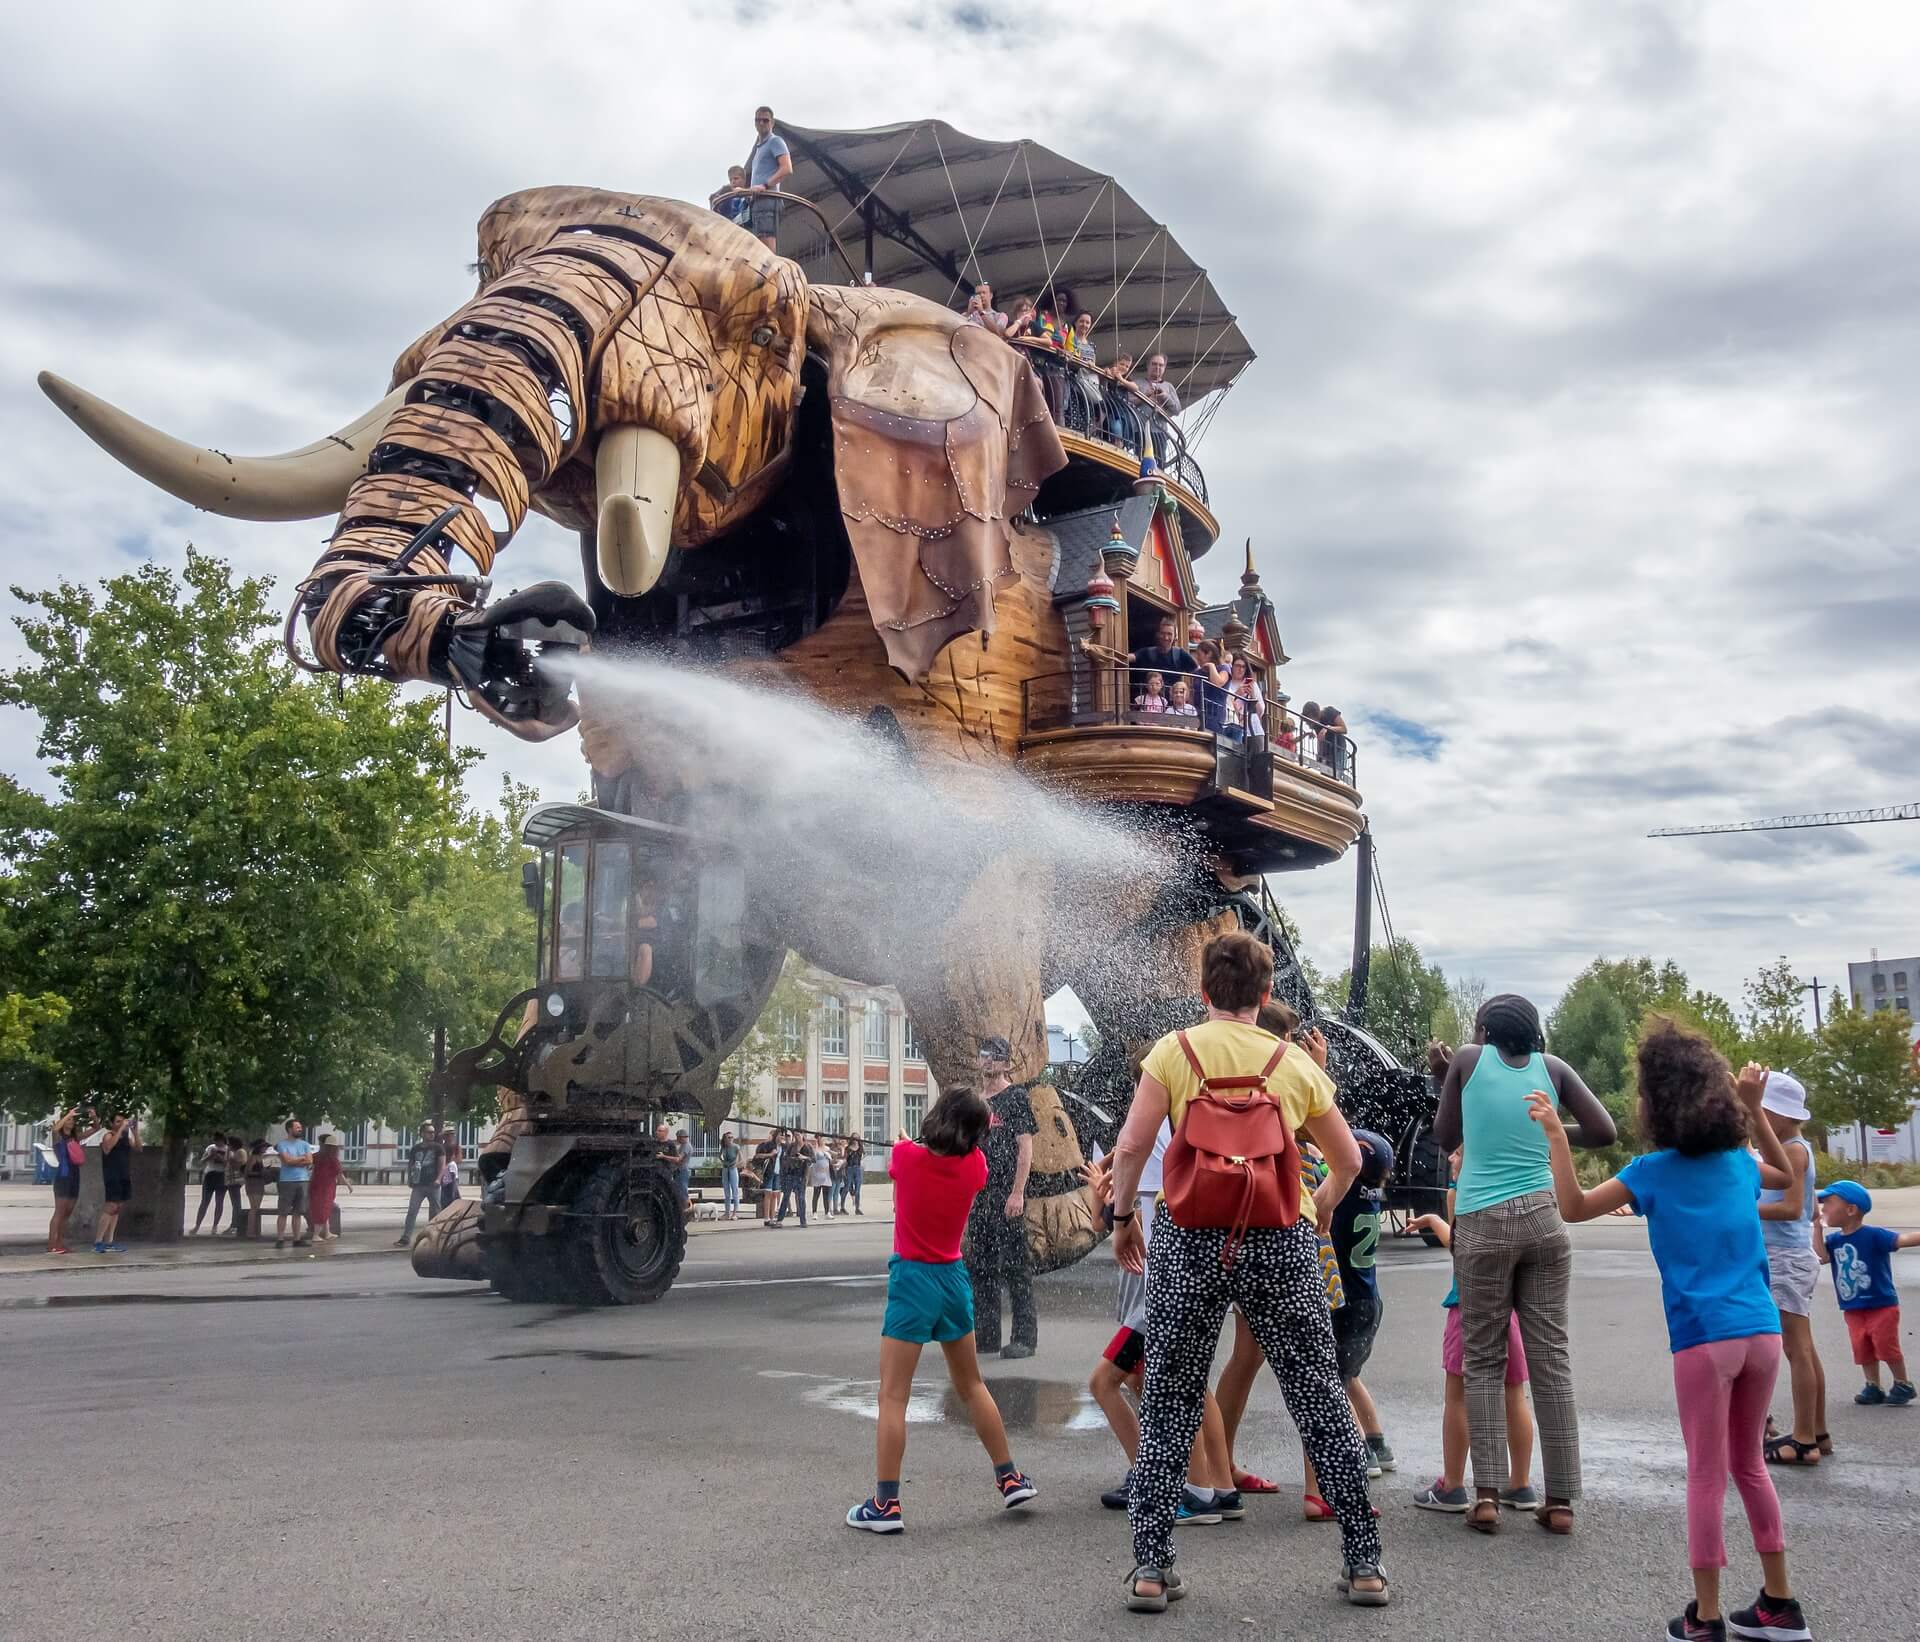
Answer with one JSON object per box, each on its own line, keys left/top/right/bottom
{"left": 751, "top": 325, "right": 775, "bottom": 346}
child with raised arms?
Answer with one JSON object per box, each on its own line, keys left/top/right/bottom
{"left": 1529, "top": 1020, "right": 1811, "bottom": 1642}
{"left": 846, "top": 1089, "right": 1037, "bottom": 1533}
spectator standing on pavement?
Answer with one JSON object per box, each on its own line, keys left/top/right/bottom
{"left": 966, "top": 1034, "right": 1038, "bottom": 1359}
{"left": 810, "top": 1138, "right": 836, "bottom": 1218}
{"left": 397, "top": 1123, "right": 441, "bottom": 1245}
{"left": 309, "top": 1134, "right": 351, "bottom": 1242}
{"left": 243, "top": 1140, "right": 272, "bottom": 1239}
{"left": 190, "top": 1135, "right": 229, "bottom": 1235}
{"left": 752, "top": 1131, "right": 780, "bottom": 1217}
{"left": 224, "top": 1136, "right": 248, "bottom": 1236}
{"left": 440, "top": 1127, "right": 463, "bottom": 1212}
{"left": 274, "top": 1120, "right": 315, "bottom": 1250}
{"left": 46, "top": 1105, "right": 84, "bottom": 1255}
{"left": 674, "top": 1129, "right": 694, "bottom": 1212}
{"left": 771, "top": 1129, "right": 812, "bottom": 1227}
{"left": 843, "top": 1136, "right": 866, "bottom": 1216}
{"left": 720, "top": 1130, "right": 742, "bottom": 1220}
{"left": 93, "top": 1113, "right": 139, "bottom": 1253}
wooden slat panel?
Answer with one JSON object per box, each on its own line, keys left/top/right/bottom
{"left": 378, "top": 403, "right": 529, "bottom": 532}
{"left": 337, "top": 472, "right": 496, "bottom": 571}
{"left": 456, "top": 294, "right": 587, "bottom": 449}
{"left": 414, "top": 338, "right": 564, "bottom": 478}
{"left": 543, "top": 230, "right": 669, "bottom": 288}
{"left": 498, "top": 254, "right": 633, "bottom": 339}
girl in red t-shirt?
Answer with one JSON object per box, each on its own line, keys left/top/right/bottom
{"left": 846, "top": 1089, "right": 1039, "bottom": 1534}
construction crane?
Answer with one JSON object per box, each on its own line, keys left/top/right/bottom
{"left": 1649, "top": 802, "right": 1920, "bottom": 838}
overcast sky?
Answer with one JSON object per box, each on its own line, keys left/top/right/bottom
{"left": 3, "top": 1, "right": 1916, "bottom": 1027}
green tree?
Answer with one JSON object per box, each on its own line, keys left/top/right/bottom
{"left": 0, "top": 989, "right": 69, "bottom": 1113}
{"left": 1742, "top": 956, "right": 1817, "bottom": 1074}
{"left": 0, "top": 549, "right": 512, "bottom": 1227}
{"left": 1331, "top": 937, "right": 1450, "bottom": 1062}
{"left": 1805, "top": 1000, "right": 1920, "bottom": 1159}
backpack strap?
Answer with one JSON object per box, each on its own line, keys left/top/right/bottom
{"left": 1259, "top": 1042, "right": 1288, "bottom": 1079}
{"left": 1175, "top": 1029, "right": 1206, "bottom": 1083}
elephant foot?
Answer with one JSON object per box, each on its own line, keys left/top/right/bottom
{"left": 410, "top": 1197, "right": 487, "bottom": 1280}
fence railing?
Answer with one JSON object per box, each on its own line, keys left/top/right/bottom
{"left": 1010, "top": 342, "right": 1209, "bottom": 505}
{"left": 1020, "top": 663, "right": 1357, "bottom": 788}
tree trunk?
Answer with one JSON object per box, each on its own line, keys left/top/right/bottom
{"left": 122, "top": 1134, "right": 188, "bottom": 1244}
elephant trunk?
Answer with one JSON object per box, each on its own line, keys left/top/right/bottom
{"left": 299, "top": 228, "right": 676, "bottom": 698}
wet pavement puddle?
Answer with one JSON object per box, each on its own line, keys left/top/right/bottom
{"left": 490, "top": 1347, "right": 650, "bottom": 1362}
{"left": 761, "top": 1368, "right": 1106, "bottom": 1431}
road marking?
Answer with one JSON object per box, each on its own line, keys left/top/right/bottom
{"left": 679, "top": 1272, "right": 887, "bottom": 1290}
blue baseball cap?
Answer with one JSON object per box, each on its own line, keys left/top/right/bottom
{"left": 1818, "top": 1180, "right": 1872, "bottom": 1214}
{"left": 1352, "top": 1128, "right": 1395, "bottom": 1187}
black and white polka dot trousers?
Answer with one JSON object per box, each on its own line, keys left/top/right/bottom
{"left": 1129, "top": 1215, "right": 1381, "bottom": 1573}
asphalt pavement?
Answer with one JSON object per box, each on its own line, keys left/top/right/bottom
{"left": 1, "top": 1220, "right": 1916, "bottom": 1641}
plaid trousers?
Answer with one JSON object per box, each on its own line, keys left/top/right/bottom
{"left": 1452, "top": 1190, "right": 1581, "bottom": 1501}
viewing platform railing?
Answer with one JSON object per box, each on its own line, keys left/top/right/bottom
{"left": 1009, "top": 341, "right": 1209, "bottom": 505}
{"left": 1020, "top": 664, "right": 1357, "bottom": 789}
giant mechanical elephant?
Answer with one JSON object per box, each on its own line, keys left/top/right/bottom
{"left": 42, "top": 187, "right": 1269, "bottom": 1272}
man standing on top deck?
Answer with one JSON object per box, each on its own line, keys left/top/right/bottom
{"left": 967, "top": 1035, "right": 1039, "bottom": 1358}
{"left": 1128, "top": 614, "right": 1198, "bottom": 701}
{"left": 745, "top": 105, "right": 791, "bottom": 250}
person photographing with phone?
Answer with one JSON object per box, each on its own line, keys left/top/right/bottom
{"left": 1108, "top": 930, "right": 1386, "bottom": 1613}
{"left": 93, "top": 1111, "right": 139, "bottom": 1253}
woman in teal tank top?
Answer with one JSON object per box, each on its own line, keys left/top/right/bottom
{"left": 1433, "top": 994, "right": 1616, "bottom": 1534}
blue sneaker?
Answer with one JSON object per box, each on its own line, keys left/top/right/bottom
{"left": 845, "top": 1496, "right": 903, "bottom": 1534}
{"left": 1215, "top": 1488, "right": 1245, "bottom": 1520}
{"left": 106, "top": 1242, "right": 128, "bottom": 1253}
{"left": 1856, "top": 1383, "right": 1887, "bottom": 1405}
{"left": 1888, "top": 1380, "right": 1917, "bottom": 1407}
{"left": 92, "top": 1241, "right": 107, "bottom": 1253}
{"left": 997, "top": 1469, "right": 1037, "bottom": 1508}
{"left": 1175, "top": 1487, "right": 1222, "bottom": 1526}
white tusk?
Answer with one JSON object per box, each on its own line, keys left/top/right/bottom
{"left": 594, "top": 425, "right": 681, "bottom": 597}
{"left": 37, "top": 370, "right": 407, "bottom": 522}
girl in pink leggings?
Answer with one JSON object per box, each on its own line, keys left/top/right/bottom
{"left": 1530, "top": 1021, "right": 1813, "bottom": 1642}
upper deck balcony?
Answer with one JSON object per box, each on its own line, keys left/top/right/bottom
{"left": 1018, "top": 664, "right": 1363, "bottom": 875}
{"left": 1011, "top": 340, "right": 1219, "bottom": 556}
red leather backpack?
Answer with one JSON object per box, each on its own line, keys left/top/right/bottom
{"left": 1161, "top": 1029, "right": 1301, "bottom": 1265}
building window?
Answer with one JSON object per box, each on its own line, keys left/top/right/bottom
{"left": 864, "top": 1087, "right": 888, "bottom": 1143}
{"left": 1900, "top": 997, "right": 1911, "bottom": 1013}
{"left": 903, "top": 1016, "right": 923, "bottom": 1062}
{"left": 778, "top": 1007, "right": 805, "bottom": 1060}
{"left": 822, "top": 1089, "right": 848, "bottom": 1136}
{"left": 1876, "top": 998, "right": 1890, "bottom": 1010}
{"left": 777, "top": 1083, "right": 804, "bottom": 1129}
{"left": 342, "top": 1122, "right": 368, "bottom": 1166}
{"left": 820, "top": 997, "right": 848, "bottom": 1057}
{"left": 1873, "top": 973, "right": 1887, "bottom": 991}
{"left": 1897, "top": 972, "right": 1909, "bottom": 989}
{"left": 903, "top": 1086, "right": 926, "bottom": 1138}
{"left": 865, "top": 1001, "right": 889, "bottom": 1060}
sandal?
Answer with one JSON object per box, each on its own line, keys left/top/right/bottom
{"left": 1123, "top": 1565, "right": 1185, "bottom": 1613}
{"left": 1304, "top": 1493, "right": 1380, "bottom": 1522}
{"left": 1233, "top": 1470, "right": 1280, "bottom": 1494}
{"left": 1764, "top": 1434, "right": 1821, "bottom": 1467}
{"left": 1339, "top": 1563, "right": 1391, "bottom": 1607}
{"left": 1816, "top": 1431, "right": 1834, "bottom": 1456}
{"left": 1466, "top": 1498, "right": 1501, "bottom": 1533}
{"left": 1534, "top": 1503, "right": 1575, "bottom": 1535}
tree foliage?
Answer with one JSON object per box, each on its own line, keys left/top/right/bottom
{"left": 1741, "top": 955, "right": 1818, "bottom": 1076}
{"left": 1330, "top": 938, "right": 1451, "bottom": 1062}
{"left": 1805, "top": 1000, "right": 1920, "bottom": 1149}
{"left": 717, "top": 953, "right": 820, "bottom": 1122}
{"left": 0, "top": 549, "right": 530, "bottom": 1143}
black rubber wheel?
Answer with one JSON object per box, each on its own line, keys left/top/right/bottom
{"left": 563, "top": 1160, "right": 686, "bottom": 1305}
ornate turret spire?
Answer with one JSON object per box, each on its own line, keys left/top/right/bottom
{"left": 1101, "top": 511, "right": 1139, "bottom": 582}
{"left": 1222, "top": 538, "right": 1257, "bottom": 656}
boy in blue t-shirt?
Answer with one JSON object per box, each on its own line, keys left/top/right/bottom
{"left": 1816, "top": 1180, "right": 1920, "bottom": 1406}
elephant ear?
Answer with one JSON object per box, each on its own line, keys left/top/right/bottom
{"left": 810, "top": 288, "right": 1067, "bottom": 678}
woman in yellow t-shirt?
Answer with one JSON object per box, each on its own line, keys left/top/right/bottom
{"left": 1107, "top": 931, "right": 1386, "bottom": 1613}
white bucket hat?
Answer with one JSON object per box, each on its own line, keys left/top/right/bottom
{"left": 1761, "top": 1070, "right": 1809, "bottom": 1122}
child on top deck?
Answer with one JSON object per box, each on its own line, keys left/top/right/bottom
{"left": 1530, "top": 1020, "right": 1811, "bottom": 1642}
{"left": 846, "top": 1090, "right": 1037, "bottom": 1534}
{"left": 1134, "top": 672, "right": 1168, "bottom": 713}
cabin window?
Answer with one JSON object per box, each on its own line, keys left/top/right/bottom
{"left": 555, "top": 843, "right": 587, "bottom": 981}
{"left": 588, "top": 841, "right": 632, "bottom": 979}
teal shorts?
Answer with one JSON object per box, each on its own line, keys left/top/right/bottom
{"left": 882, "top": 1255, "right": 976, "bottom": 1344}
